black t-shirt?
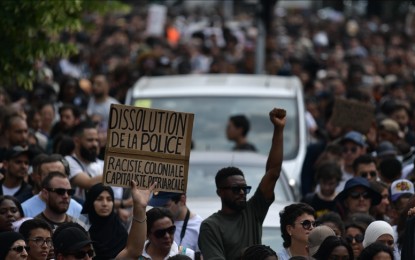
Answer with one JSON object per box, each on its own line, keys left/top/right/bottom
{"left": 301, "top": 193, "right": 337, "bottom": 218}
{"left": 233, "top": 143, "right": 257, "bottom": 152}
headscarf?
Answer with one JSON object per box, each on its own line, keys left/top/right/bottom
{"left": 81, "top": 183, "right": 128, "bottom": 259}
{"left": 0, "top": 231, "right": 25, "bottom": 259}
{"left": 363, "top": 220, "right": 394, "bottom": 248}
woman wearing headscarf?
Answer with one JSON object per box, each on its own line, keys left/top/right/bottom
{"left": 81, "top": 183, "right": 128, "bottom": 259}
{"left": 0, "top": 231, "right": 29, "bottom": 260}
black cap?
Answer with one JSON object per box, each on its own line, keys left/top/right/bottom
{"left": 5, "top": 146, "right": 30, "bottom": 160}
{"left": 53, "top": 227, "right": 93, "bottom": 254}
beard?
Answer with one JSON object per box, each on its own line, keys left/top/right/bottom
{"left": 94, "top": 92, "right": 105, "bottom": 99}
{"left": 80, "top": 145, "right": 98, "bottom": 162}
{"left": 222, "top": 196, "right": 247, "bottom": 212}
{"left": 49, "top": 200, "right": 69, "bottom": 214}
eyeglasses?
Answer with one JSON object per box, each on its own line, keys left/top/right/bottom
{"left": 345, "top": 234, "right": 364, "bottom": 243}
{"left": 152, "top": 225, "right": 176, "bottom": 239}
{"left": 360, "top": 171, "right": 377, "bottom": 178}
{"left": 45, "top": 188, "right": 75, "bottom": 196}
{"left": 10, "top": 246, "right": 30, "bottom": 253}
{"left": 28, "top": 237, "right": 53, "bottom": 247}
{"left": 219, "top": 186, "right": 252, "bottom": 195}
{"left": 65, "top": 249, "right": 95, "bottom": 259}
{"left": 342, "top": 146, "right": 358, "bottom": 154}
{"left": 348, "top": 191, "right": 371, "bottom": 200}
{"left": 296, "top": 220, "right": 316, "bottom": 230}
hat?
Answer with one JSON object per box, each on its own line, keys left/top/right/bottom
{"left": 5, "top": 146, "right": 30, "bottom": 160}
{"left": 0, "top": 231, "right": 25, "bottom": 259}
{"left": 340, "top": 131, "right": 366, "bottom": 147}
{"left": 379, "top": 119, "right": 402, "bottom": 137}
{"left": 308, "top": 226, "right": 336, "bottom": 256}
{"left": 53, "top": 227, "right": 93, "bottom": 254}
{"left": 148, "top": 192, "right": 182, "bottom": 207}
{"left": 390, "top": 179, "right": 414, "bottom": 202}
{"left": 363, "top": 220, "right": 394, "bottom": 248}
{"left": 376, "top": 141, "right": 397, "bottom": 157}
{"left": 335, "top": 177, "right": 382, "bottom": 205}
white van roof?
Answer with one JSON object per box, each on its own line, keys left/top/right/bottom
{"left": 129, "top": 74, "right": 302, "bottom": 99}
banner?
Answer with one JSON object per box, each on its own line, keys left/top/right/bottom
{"left": 331, "top": 98, "right": 375, "bottom": 134}
{"left": 103, "top": 104, "right": 194, "bottom": 193}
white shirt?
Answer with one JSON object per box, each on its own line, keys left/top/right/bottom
{"left": 22, "top": 194, "right": 82, "bottom": 218}
{"left": 64, "top": 155, "right": 123, "bottom": 201}
{"left": 175, "top": 214, "right": 203, "bottom": 251}
{"left": 142, "top": 240, "right": 195, "bottom": 259}
{"left": 2, "top": 185, "right": 20, "bottom": 196}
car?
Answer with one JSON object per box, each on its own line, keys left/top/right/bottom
{"left": 185, "top": 150, "right": 294, "bottom": 253}
{"left": 125, "top": 74, "right": 307, "bottom": 197}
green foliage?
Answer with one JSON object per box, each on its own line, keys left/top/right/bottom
{"left": 0, "top": 0, "right": 130, "bottom": 90}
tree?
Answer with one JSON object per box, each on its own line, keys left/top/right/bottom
{"left": 0, "top": 0, "right": 129, "bottom": 90}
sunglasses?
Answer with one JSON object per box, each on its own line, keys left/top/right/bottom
{"left": 10, "top": 246, "right": 30, "bottom": 253}
{"left": 296, "top": 220, "right": 316, "bottom": 230}
{"left": 28, "top": 237, "right": 53, "bottom": 247}
{"left": 342, "top": 146, "right": 358, "bottom": 154}
{"left": 360, "top": 171, "right": 377, "bottom": 178}
{"left": 46, "top": 188, "right": 75, "bottom": 196}
{"left": 219, "top": 186, "right": 252, "bottom": 195}
{"left": 153, "top": 225, "right": 176, "bottom": 239}
{"left": 345, "top": 234, "right": 364, "bottom": 243}
{"left": 65, "top": 249, "right": 94, "bottom": 259}
{"left": 348, "top": 191, "right": 371, "bottom": 200}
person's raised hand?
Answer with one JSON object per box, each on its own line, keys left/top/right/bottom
{"left": 269, "top": 108, "right": 286, "bottom": 129}
{"left": 130, "top": 180, "right": 157, "bottom": 209}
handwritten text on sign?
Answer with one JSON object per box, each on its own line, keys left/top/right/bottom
{"left": 103, "top": 104, "right": 194, "bottom": 192}
{"left": 108, "top": 106, "right": 189, "bottom": 155}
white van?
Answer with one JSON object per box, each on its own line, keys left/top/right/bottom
{"left": 125, "top": 74, "right": 307, "bottom": 195}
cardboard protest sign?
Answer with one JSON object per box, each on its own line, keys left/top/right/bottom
{"left": 331, "top": 98, "right": 375, "bottom": 134}
{"left": 103, "top": 104, "right": 194, "bottom": 193}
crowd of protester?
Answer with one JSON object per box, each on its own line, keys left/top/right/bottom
{"left": 2, "top": 1, "right": 415, "bottom": 259}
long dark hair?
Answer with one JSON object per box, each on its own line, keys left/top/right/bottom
{"left": 313, "top": 236, "right": 354, "bottom": 260}
{"left": 358, "top": 242, "right": 394, "bottom": 260}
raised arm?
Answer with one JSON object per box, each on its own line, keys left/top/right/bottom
{"left": 260, "top": 108, "right": 286, "bottom": 200}
{"left": 71, "top": 174, "right": 102, "bottom": 189}
{"left": 116, "top": 181, "right": 156, "bottom": 259}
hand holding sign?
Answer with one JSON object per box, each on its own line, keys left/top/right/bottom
{"left": 131, "top": 180, "right": 157, "bottom": 209}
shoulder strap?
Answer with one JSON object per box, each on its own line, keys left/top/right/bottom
{"left": 179, "top": 208, "right": 190, "bottom": 246}
{"left": 70, "top": 155, "right": 91, "bottom": 177}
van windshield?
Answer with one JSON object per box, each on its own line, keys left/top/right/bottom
{"left": 133, "top": 97, "right": 299, "bottom": 159}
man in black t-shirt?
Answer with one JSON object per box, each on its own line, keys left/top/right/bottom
{"left": 302, "top": 161, "right": 341, "bottom": 217}
{"left": 199, "top": 108, "right": 286, "bottom": 260}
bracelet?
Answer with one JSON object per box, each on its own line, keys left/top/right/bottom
{"left": 133, "top": 216, "right": 147, "bottom": 223}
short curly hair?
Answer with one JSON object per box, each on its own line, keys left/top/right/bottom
{"left": 280, "top": 203, "right": 315, "bottom": 248}
{"left": 215, "top": 166, "right": 244, "bottom": 188}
